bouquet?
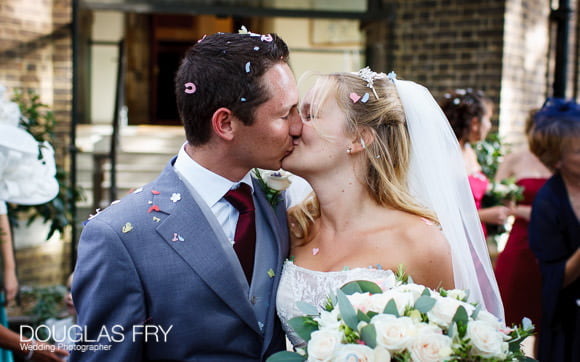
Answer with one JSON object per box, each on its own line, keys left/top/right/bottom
{"left": 268, "top": 276, "right": 534, "bottom": 361}
{"left": 482, "top": 178, "right": 524, "bottom": 239}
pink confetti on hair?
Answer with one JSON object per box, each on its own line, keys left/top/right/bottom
{"left": 184, "top": 82, "right": 196, "bottom": 94}
{"left": 349, "top": 92, "right": 361, "bottom": 103}
{"left": 261, "top": 34, "right": 273, "bottom": 42}
{"left": 312, "top": 247, "right": 320, "bottom": 256}
{"left": 197, "top": 34, "right": 207, "bottom": 43}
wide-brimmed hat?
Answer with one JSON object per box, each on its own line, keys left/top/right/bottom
{"left": 0, "top": 86, "right": 59, "bottom": 205}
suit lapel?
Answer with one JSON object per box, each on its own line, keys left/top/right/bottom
{"left": 251, "top": 178, "right": 290, "bottom": 352}
{"left": 153, "top": 164, "right": 260, "bottom": 335}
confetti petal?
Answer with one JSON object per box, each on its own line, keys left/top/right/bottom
{"left": 261, "top": 34, "right": 273, "bottom": 42}
{"left": 361, "top": 92, "right": 370, "bottom": 103}
{"left": 184, "top": 82, "right": 196, "bottom": 94}
{"left": 178, "top": 234, "right": 184, "bottom": 242}
{"left": 267, "top": 268, "right": 275, "bottom": 278}
{"left": 122, "top": 222, "right": 133, "bottom": 233}
{"left": 111, "top": 200, "right": 121, "bottom": 205}
{"left": 349, "top": 92, "right": 361, "bottom": 103}
{"left": 151, "top": 190, "right": 160, "bottom": 195}
{"left": 133, "top": 187, "right": 143, "bottom": 194}
{"left": 240, "top": 97, "right": 247, "bottom": 102}
{"left": 172, "top": 233, "right": 179, "bottom": 242}
{"left": 312, "top": 247, "right": 320, "bottom": 256}
{"left": 253, "top": 46, "right": 260, "bottom": 51}
{"left": 153, "top": 216, "right": 161, "bottom": 222}
{"left": 170, "top": 193, "right": 181, "bottom": 203}
{"left": 245, "top": 61, "right": 251, "bottom": 73}
{"left": 148, "top": 205, "right": 160, "bottom": 213}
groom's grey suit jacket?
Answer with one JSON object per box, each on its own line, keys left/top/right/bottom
{"left": 71, "top": 158, "right": 290, "bottom": 361}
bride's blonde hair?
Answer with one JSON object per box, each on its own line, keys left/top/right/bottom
{"left": 289, "top": 72, "right": 438, "bottom": 243}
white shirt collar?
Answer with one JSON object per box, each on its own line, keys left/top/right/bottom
{"left": 174, "top": 143, "right": 254, "bottom": 208}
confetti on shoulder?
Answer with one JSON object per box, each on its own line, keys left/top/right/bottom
{"left": 151, "top": 190, "right": 160, "bottom": 195}
{"left": 267, "top": 268, "right": 275, "bottom": 278}
{"left": 148, "top": 205, "right": 160, "bottom": 213}
{"left": 122, "top": 222, "right": 133, "bottom": 233}
{"left": 133, "top": 187, "right": 143, "bottom": 194}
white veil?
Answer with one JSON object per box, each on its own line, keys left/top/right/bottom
{"left": 392, "top": 77, "right": 504, "bottom": 321}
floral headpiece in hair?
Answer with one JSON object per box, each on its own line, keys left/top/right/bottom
{"left": 357, "top": 66, "right": 387, "bottom": 99}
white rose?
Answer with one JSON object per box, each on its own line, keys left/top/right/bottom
{"left": 380, "top": 289, "right": 415, "bottom": 315}
{"left": 331, "top": 344, "right": 375, "bottom": 362}
{"left": 467, "top": 320, "right": 508, "bottom": 358}
{"left": 393, "top": 283, "right": 428, "bottom": 302}
{"left": 445, "top": 289, "right": 467, "bottom": 301}
{"left": 316, "top": 308, "right": 342, "bottom": 331}
{"left": 346, "top": 292, "right": 372, "bottom": 313}
{"left": 262, "top": 169, "right": 292, "bottom": 191}
{"left": 427, "top": 296, "right": 474, "bottom": 328}
{"left": 307, "top": 330, "right": 342, "bottom": 361}
{"left": 371, "top": 314, "right": 417, "bottom": 352}
{"left": 367, "top": 293, "right": 393, "bottom": 313}
{"left": 475, "top": 309, "right": 502, "bottom": 330}
{"left": 409, "top": 332, "right": 453, "bottom": 362}
{"left": 373, "top": 346, "right": 392, "bottom": 361}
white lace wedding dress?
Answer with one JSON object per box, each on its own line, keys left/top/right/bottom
{"left": 276, "top": 260, "right": 397, "bottom": 347}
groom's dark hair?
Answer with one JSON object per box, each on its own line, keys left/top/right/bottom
{"left": 175, "top": 31, "right": 290, "bottom": 146}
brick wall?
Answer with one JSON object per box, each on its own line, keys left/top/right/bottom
{"left": 380, "top": 0, "right": 564, "bottom": 149}
{"left": 0, "top": 0, "right": 73, "bottom": 287}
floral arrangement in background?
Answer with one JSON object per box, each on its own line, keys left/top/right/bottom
{"left": 268, "top": 273, "right": 534, "bottom": 362}
{"left": 473, "top": 133, "right": 525, "bottom": 244}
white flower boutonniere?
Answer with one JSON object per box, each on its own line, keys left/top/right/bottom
{"left": 252, "top": 168, "right": 292, "bottom": 207}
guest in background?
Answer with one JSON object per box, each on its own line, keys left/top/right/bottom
{"left": 493, "top": 110, "right": 551, "bottom": 357}
{"left": 439, "top": 89, "right": 514, "bottom": 238}
{"left": 528, "top": 98, "right": 580, "bottom": 362}
{"left": 0, "top": 85, "right": 59, "bottom": 362}
{"left": 0, "top": 325, "right": 68, "bottom": 361}
{"left": 0, "top": 203, "right": 18, "bottom": 362}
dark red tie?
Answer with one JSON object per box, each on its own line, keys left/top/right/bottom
{"left": 224, "top": 183, "right": 256, "bottom": 284}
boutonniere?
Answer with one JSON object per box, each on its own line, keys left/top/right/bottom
{"left": 252, "top": 168, "right": 292, "bottom": 207}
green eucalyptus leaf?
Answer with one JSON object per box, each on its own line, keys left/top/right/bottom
{"left": 340, "top": 280, "right": 382, "bottom": 295}
{"left": 296, "top": 301, "right": 319, "bottom": 316}
{"left": 337, "top": 290, "right": 358, "bottom": 330}
{"left": 266, "top": 351, "right": 306, "bottom": 362}
{"left": 287, "top": 317, "right": 318, "bottom": 342}
{"left": 360, "top": 324, "right": 377, "bottom": 348}
{"left": 414, "top": 295, "right": 436, "bottom": 314}
{"left": 383, "top": 299, "right": 399, "bottom": 317}
{"left": 357, "top": 310, "right": 370, "bottom": 323}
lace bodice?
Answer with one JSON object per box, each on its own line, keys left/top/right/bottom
{"left": 276, "top": 260, "right": 396, "bottom": 347}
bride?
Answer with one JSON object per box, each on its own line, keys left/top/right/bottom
{"left": 276, "top": 68, "right": 504, "bottom": 347}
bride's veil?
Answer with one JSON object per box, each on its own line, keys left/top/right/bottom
{"left": 392, "top": 76, "right": 505, "bottom": 321}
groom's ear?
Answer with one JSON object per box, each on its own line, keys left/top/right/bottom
{"left": 350, "top": 128, "right": 375, "bottom": 153}
{"left": 211, "top": 107, "right": 235, "bottom": 141}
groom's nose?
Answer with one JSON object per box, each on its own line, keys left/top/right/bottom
{"left": 289, "top": 107, "right": 302, "bottom": 137}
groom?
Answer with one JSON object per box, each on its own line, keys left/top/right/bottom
{"left": 71, "top": 31, "right": 301, "bottom": 361}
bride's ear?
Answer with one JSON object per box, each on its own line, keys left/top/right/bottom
{"left": 349, "top": 129, "right": 375, "bottom": 154}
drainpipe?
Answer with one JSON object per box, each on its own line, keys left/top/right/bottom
{"left": 552, "top": 0, "right": 572, "bottom": 98}
{"left": 70, "top": 0, "right": 79, "bottom": 271}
